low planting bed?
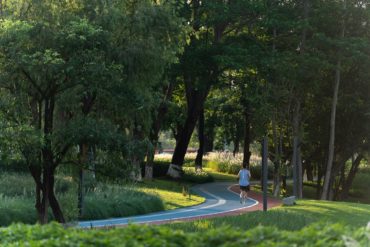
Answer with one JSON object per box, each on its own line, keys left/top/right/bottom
{"left": 0, "top": 222, "right": 369, "bottom": 246}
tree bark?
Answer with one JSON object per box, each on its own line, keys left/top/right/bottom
{"left": 195, "top": 107, "right": 205, "bottom": 170}
{"left": 340, "top": 154, "right": 363, "bottom": 199}
{"left": 77, "top": 92, "right": 96, "bottom": 216}
{"left": 78, "top": 143, "right": 88, "bottom": 217}
{"left": 272, "top": 113, "right": 281, "bottom": 197}
{"left": 242, "top": 107, "right": 251, "bottom": 169}
{"left": 321, "top": 0, "right": 346, "bottom": 201}
{"left": 48, "top": 166, "right": 65, "bottom": 223}
{"left": 168, "top": 86, "right": 209, "bottom": 177}
{"left": 204, "top": 128, "right": 214, "bottom": 153}
{"left": 305, "top": 160, "right": 314, "bottom": 181}
{"left": 233, "top": 138, "right": 240, "bottom": 157}
{"left": 146, "top": 82, "right": 174, "bottom": 179}
{"left": 292, "top": 100, "right": 302, "bottom": 198}
{"left": 42, "top": 96, "right": 65, "bottom": 223}
{"left": 321, "top": 61, "right": 342, "bottom": 200}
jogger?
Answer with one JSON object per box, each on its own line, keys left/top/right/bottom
{"left": 237, "top": 164, "right": 251, "bottom": 204}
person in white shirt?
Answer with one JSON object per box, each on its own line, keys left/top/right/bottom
{"left": 237, "top": 164, "right": 251, "bottom": 204}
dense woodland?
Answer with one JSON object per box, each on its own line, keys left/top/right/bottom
{"left": 0, "top": 0, "right": 369, "bottom": 224}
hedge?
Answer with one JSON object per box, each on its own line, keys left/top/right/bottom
{"left": 0, "top": 222, "right": 368, "bottom": 246}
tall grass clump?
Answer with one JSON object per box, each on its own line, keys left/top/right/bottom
{"left": 204, "top": 152, "right": 273, "bottom": 179}
{"left": 0, "top": 195, "right": 36, "bottom": 226}
{"left": 0, "top": 172, "right": 79, "bottom": 224}
{"left": 182, "top": 168, "right": 214, "bottom": 184}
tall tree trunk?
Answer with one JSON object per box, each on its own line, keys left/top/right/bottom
{"left": 233, "top": 137, "right": 240, "bottom": 157}
{"left": 272, "top": 113, "right": 281, "bottom": 197}
{"left": 195, "top": 107, "right": 205, "bottom": 170}
{"left": 146, "top": 82, "right": 174, "bottom": 179}
{"left": 78, "top": 93, "right": 96, "bottom": 216}
{"left": 316, "top": 161, "right": 324, "bottom": 199}
{"left": 321, "top": 0, "right": 346, "bottom": 201}
{"left": 29, "top": 164, "right": 44, "bottom": 223}
{"left": 340, "top": 154, "right": 363, "bottom": 199}
{"left": 48, "top": 166, "right": 65, "bottom": 223}
{"left": 78, "top": 143, "right": 88, "bottom": 217}
{"left": 204, "top": 127, "right": 215, "bottom": 153}
{"left": 305, "top": 160, "right": 314, "bottom": 181}
{"left": 242, "top": 107, "right": 251, "bottom": 169}
{"left": 292, "top": 100, "right": 303, "bottom": 198}
{"left": 42, "top": 96, "right": 65, "bottom": 223}
{"left": 291, "top": 0, "right": 309, "bottom": 199}
{"left": 168, "top": 87, "right": 208, "bottom": 177}
{"left": 321, "top": 60, "right": 342, "bottom": 200}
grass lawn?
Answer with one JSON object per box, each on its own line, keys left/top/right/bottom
{"left": 203, "top": 168, "right": 237, "bottom": 181}
{"left": 167, "top": 200, "right": 370, "bottom": 232}
{"left": 137, "top": 179, "right": 205, "bottom": 210}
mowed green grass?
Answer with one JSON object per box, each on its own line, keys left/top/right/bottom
{"left": 137, "top": 179, "right": 205, "bottom": 210}
{"left": 167, "top": 200, "right": 370, "bottom": 232}
{"left": 203, "top": 168, "right": 237, "bottom": 181}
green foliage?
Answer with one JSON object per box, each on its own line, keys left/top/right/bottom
{"left": 0, "top": 221, "right": 369, "bottom": 246}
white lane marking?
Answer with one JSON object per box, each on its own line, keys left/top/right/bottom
{"left": 80, "top": 183, "right": 259, "bottom": 228}
{"left": 197, "top": 187, "right": 226, "bottom": 209}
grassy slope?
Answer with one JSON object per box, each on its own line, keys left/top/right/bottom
{"left": 137, "top": 179, "right": 205, "bottom": 210}
{"left": 203, "top": 168, "right": 237, "bottom": 181}
{"left": 168, "top": 200, "right": 370, "bottom": 232}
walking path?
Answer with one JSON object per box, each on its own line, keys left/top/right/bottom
{"left": 79, "top": 182, "right": 281, "bottom": 228}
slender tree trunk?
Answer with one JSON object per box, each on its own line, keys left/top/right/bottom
{"left": 321, "top": 62, "right": 342, "bottom": 200}
{"left": 42, "top": 96, "right": 65, "bottom": 223}
{"left": 195, "top": 107, "right": 205, "bottom": 170}
{"left": 204, "top": 128, "right": 214, "bottom": 153}
{"left": 48, "top": 166, "right": 65, "bottom": 223}
{"left": 29, "top": 165, "right": 44, "bottom": 223}
{"left": 146, "top": 82, "right": 174, "bottom": 179}
{"left": 340, "top": 154, "right": 363, "bottom": 199}
{"left": 334, "top": 163, "right": 346, "bottom": 200}
{"left": 272, "top": 113, "right": 281, "bottom": 197}
{"left": 233, "top": 138, "right": 240, "bottom": 157}
{"left": 168, "top": 89, "right": 207, "bottom": 177}
{"left": 305, "top": 160, "right": 314, "bottom": 181}
{"left": 292, "top": 99, "right": 302, "bottom": 198}
{"left": 321, "top": 0, "right": 346, "bottom": 200}
{"left": 78, "top": 93, "right": 96, "bottom": 216}
{"left": 78, "top": 143, "right": 88, "bottom": 217}
{"left": 242, "top": 108, "right": 251, "bottom": 169}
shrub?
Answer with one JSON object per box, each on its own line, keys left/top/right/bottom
{"left": 0, "top": 222, "right": 368, "bottom": 246}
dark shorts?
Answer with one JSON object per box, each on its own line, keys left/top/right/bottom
{"left": 240, "top": 185, "right": 250, "bottom": 192}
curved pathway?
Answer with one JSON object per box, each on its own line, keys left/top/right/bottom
{"left": 79, "top": 182, "right": 280, "bottom": 228}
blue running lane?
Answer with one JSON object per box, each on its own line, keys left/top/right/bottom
{"left": 79, "top": 182, "right": 258, "bottom": 228}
